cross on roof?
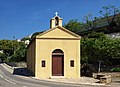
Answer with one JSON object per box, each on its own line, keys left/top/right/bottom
{"left": 55, "top": 12, "right": 58, "bottom": 16}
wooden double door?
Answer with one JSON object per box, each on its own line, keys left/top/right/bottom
{"left": 52, "top": 55, "right": 64, "bottom": 76}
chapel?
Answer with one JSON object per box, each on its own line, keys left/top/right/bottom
{"left": 27, "top": 13, "right": 81, "bottom": 79}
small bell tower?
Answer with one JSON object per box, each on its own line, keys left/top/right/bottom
{"left": 50, "top": 12, "right": 62, "bottom": 28}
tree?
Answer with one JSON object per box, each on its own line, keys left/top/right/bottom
{"left": 64, "top": 19, "right": 84, "bottom": 33}
{"left": 81, "top": 6, "right": 120, "bottom": 33}
{"left": 81, "top": 31, "right": 120, "bottom": 65}
{"left": 10, "top": 42, "right": 26, "bottom": 62}
{"left": 99, "top": 5, "right": 120, "bottom": 27}
{"left": 31, "top": 31, "right": 45, "bottom": 39}
{"left": 81, "top": 32, "right": 107, "bottom": 64}
{"left": 0, "top": 40, "right": 26, "bottom": 62}
{"left": 83, "top": 13, "right": 99, "bottom": 29}
{"left": 0, "top": 53, "right": 6, "bottom": 62}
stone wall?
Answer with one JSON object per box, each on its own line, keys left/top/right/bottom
{"left": 93, "top": 72, "right": 120, "bottom": 78}
{"left": 6, "top": 62, "right": 27, "bottom": 67}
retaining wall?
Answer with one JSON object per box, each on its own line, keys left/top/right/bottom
{"left": 93, "top": 72, "right": 120, "bottom": 78}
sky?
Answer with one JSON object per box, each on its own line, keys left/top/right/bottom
{"left": 0, "top": 0, "right": 120, "bottom": 40}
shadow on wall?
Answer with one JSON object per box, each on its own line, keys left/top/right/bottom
{"left": 13, "top": 68, "right": 34, "bottom": 77}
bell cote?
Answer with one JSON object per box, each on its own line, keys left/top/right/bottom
{"left": 50, "top": 12, "right": 62, "bottom": 28}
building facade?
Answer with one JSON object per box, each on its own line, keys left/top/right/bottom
{"left": 27, "top": 14, "right": 81, "bottom": 79}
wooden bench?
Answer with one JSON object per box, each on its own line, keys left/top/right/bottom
{"left": 100, "top": 75, "right": 112, "bottom": 84}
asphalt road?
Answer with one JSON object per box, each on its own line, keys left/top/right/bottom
{"left": 0, "top": 63, "right": 119, "bottom": 87}
{"left": 0, "top": 63, "right": 96, "bottom": 87}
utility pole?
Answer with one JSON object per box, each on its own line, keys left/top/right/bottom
{"left": 98, "top": 60, "right": 103, "bottom": 72}
{"left": 98, "top": 61, "right": 101, "bottom": 72}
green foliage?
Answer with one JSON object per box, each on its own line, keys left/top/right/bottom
{"left": 31, "top": 31, "right": 45, "bottom": 39}
{"left": 63, "top": 5, "right": 120, "bottom": 66}
{"left": 82, "top": 5, "right": 120, "bottom": 33}
{"left": 86, "top": 31, "right": 107, "bottom": 38}
{"left": 10, "top": 42, "right": 26, "bottom": 62}
{"left": 118, "top": 17, "right": 120, "bottom": 27}
{"left": 99, "top": 5, "right": 120, "bottom": 26}
{"left": 0, "top": 40, "right": 26, "bottom": 62}
{"left": 0, "top": 53, "right": 7, "bottom": 62}
{"left": 81, "top": 31, "right": 120, "bottom": 65}
{"left": 83, "top": 13, "right": 99, "bottom": 29}
{"left": 64, "top": 19, "right": 84, "bottom": 33}
{"left": 111, "top": 68, "right": 120, "bottom": 72}
{"left": 21, "top": 37, "right": 30, "bottom": 41}
{"left": 99, "top": 5, "right": 119, "bottom": 18}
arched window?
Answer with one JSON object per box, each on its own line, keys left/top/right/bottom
{"left": 55, "top": 17, "right": 59, "bottom": 26}
{"left": 52, "top": 49, "right": 64, "bottom": 55}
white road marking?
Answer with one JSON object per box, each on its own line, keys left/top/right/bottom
{"left": 4, "top": 78, "right": 16, "bottom": 84}
{"left": 0, "top": 74, "right": 3, "bottom": 78}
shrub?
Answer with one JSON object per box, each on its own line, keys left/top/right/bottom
{"left": 0, "top": 53, "right": 7, "bottom": 62}
{"left": 111, "top": 68, "right": 120, "bottom": 72}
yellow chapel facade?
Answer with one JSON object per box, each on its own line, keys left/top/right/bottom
{"left": 27, "top": 13, "right": 81, "bottom": 79}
